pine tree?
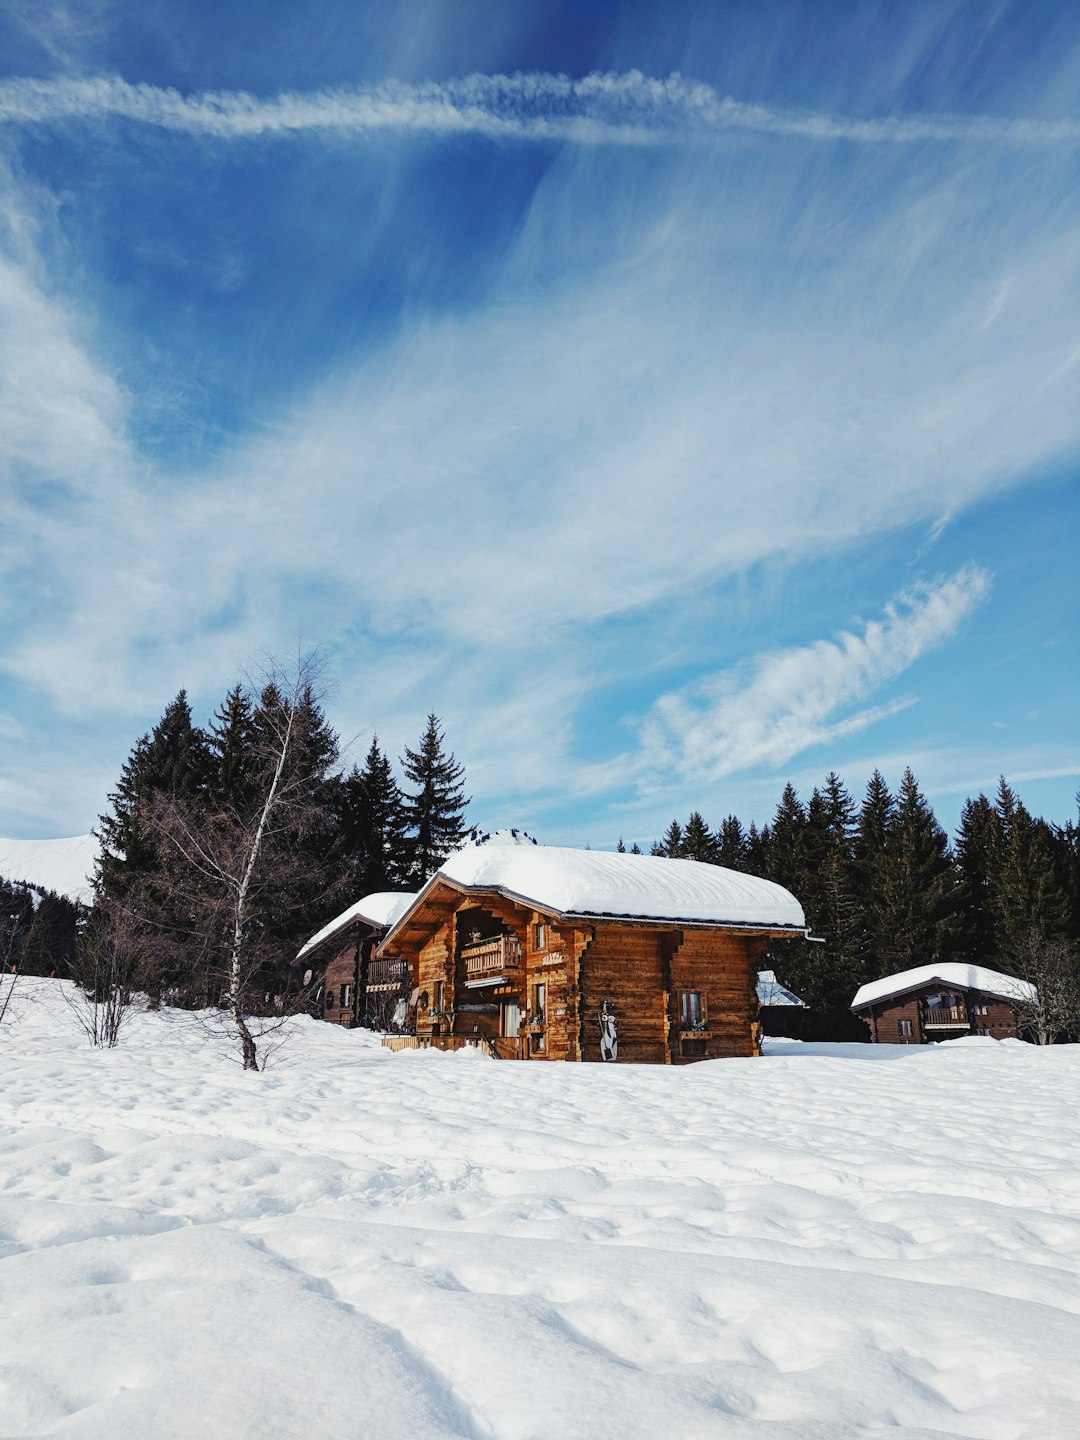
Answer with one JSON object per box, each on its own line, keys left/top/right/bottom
{"left": 400, "top": 715, "right": 470, "bottom": 885}
{"left": 716, "top": 815, "right": 747, "bottom": 871}
{"left": 954, "top": 794, "right": 997, "bottom": 964}
{"left": 629, "top": 842, "right": 642, "bottom": 855}
{"left": 991, "top": 777, "right": 1070, "bottom": 955}
{"left": 853, "top": 769, "right": 895, "bottom": 979}
{"left": 95, "top": 691, "right": 210, "bottom": 899}
{"left": 616, "top": 837, "right": 626, "bottom": 853}
{"left": 681, "top": 811, "right": 717, "bottom": 863}
{"left": 875, "top": 768, "right": 954, "bottom": 974}
{"left": 339, "top": 738, "right": 410, "bottom": 893}
{"left": 658, "top": 820, "right": 684, "bottom": 858}
{"left": 765, "top": 784, "right": 805, "bottom": 895}
{"left": 20, "top": 890, "right": 79, "bottom": 976}
{"left": 207, "top": 685, "right": 259, "bottom": 809}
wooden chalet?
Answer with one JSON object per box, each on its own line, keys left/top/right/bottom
{"left": 297, "top": 892, "right": 415, "bottom": 1029}
{"left": 851, "top": 963, "right": 1035, "bottom": 1045}
{"left": 376, "top": 831, "right": 806, "bottom": 1062}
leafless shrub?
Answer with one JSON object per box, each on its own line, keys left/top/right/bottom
{"left": 1009, "top": 929, "right": 1080, "bottom": 1046}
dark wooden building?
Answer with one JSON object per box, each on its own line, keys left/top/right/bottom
{"left": 296, "top": 892, "right": 415, "bottom": 1029}
{"left": 376, "top": 832, "right": 806, "bottom": 1062}
{"left": 851, "top": 963, "right": 1035, "bottom": 1044}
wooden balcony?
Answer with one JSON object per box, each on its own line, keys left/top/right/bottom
{"left": 366, "top": 959, "right": 408, "bottom": 991}
{"left": 922, "top": 1005, "right": 968, "bottom": 1029}
{"left": 461, "top": 934, "right": 522, "bottom": 980}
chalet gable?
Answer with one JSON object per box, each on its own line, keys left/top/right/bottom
{"left": 379, "top": 834, "right": 806, "bottom": 957}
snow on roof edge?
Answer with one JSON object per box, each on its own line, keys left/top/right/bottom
{"left": 851, "top": 962, "right": 1036, "bottom": 1010}
{"left": 297, "top": 891, "right": 417, "bottom": 961}
{"left": 380, "top": 837, "right": 806, "bottom": 949}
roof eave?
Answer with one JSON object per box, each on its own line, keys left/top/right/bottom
{"left": 377, "top": 874, "right": 807, "bottom": 952}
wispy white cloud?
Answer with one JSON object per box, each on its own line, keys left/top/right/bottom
{"left": 0, "top": 41, "right": 1077, "bottom": 838}
{"left": 637, "top": 568, "right": 992, "bottom": 785}
{"left": 1, "top": 70, "right": 1079, "bottom": 148}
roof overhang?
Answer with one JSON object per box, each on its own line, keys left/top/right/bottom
{"left": 851, "top": 976, "right": 1023, "bottom": 1013}
{"left": 378, "top": 874, "right": 808, "bottom": 957}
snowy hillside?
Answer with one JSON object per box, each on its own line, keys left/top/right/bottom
{"left": 2, "top": 981, "right": 1079, "bottom": 1438}
{"left": 0, "top": 834, "right": 98, "bottom": 902}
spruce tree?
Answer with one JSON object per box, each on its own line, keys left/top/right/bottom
{"left": 339, "top": 738, "right": 410, "bottom": 893}
{"left": 875, "top": 768, "right": 954, "bottom": 974}
{"left": 95, "top": 691, "right": 210, "bottom": 899}
{"left": 207, "top": 685, "right": 259, "bottom": 809}
{"left": 400, "top": 715, "right": 470, "bottom": 885}
{"left": 716, "top": 815, "right": 748, "bottom": 871}
{"left": 681, "top": 811, "right": 717, "bottom": 863}
{"left": 991, "top": 778, "right": 1070, "bottom": 955}
{"left": 853, "top": 770, "right": 895, "bottom": 979}
{"left": 658, "top": 820, "right": 684, "bottom": 858}
{"left": 954, "top": 794, "right": 998, "bottom": 964}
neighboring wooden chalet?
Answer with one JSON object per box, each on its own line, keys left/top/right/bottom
{"left": 756, "top": 969, "right": 808, "bottom": 1038}
{"left": 376, "top": 831, "right": 806, "bottom": 1062}
{"left": 851, "top": 963, "right": 1036, "bottom": 1045}
{"left": 297, "top": 892, "right": 415, "bottom": 1029}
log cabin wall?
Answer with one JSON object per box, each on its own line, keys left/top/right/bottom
{"left": 322, "top": 940, "right": 360, "bottom": 1026}
{"left": 667, "top": 930, "right": 763, "bottom": 1061}
{"left": 579, "top": 924, "right": 669, "bottom": 1064}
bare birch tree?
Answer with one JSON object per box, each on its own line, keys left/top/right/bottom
{"left": 147, "top": 657, "right": 331, "bottom": 1070}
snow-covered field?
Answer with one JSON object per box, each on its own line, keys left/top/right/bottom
{"left": 2, "top": 982, "right": 1079, "bottom": 1439}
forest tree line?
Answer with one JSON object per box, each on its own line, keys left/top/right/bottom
{"left": 4, "top": 678, "right": 1078, "bottom": 1026}
{"left": 641, "top": 769, "right": 1080, "bottom": 1011}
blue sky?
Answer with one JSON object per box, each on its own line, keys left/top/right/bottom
{"left": 0, "top": 0, "right": 1077, "bottom": 850}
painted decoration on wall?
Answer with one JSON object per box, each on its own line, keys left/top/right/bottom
{"left": 599, "top": 1000, "right": 618, "bottom": 1062}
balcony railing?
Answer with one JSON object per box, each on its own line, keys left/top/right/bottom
{"left": 922, "top": 1005, "right": 968, "bottom": 1028}
{"left": 366, "top": 959, "right": 408, "bottom": 990}
{"left": 461, "top": 935, "right": 522, "bottom": 977}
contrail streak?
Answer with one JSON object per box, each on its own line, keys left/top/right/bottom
{"left": 0, "top": 70, "right": 1078, "bottom": 147}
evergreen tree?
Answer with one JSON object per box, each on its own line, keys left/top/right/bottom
{"left": 681, "top": 811, "right": 717, "bottom": 863}
{"left": 616, "top": 837, "right": 626, "bottom": 853}
{"left": 764, "top": 784, "right": 805, "bottom": 895}
{"left": 338, "top": 737, "right": 410, "bottom": 894}
{"left": 954, "top": 794, "right": 998, "bottom": 964}
{"left": 853, "top": 769, "right": 895, "bottom": 979}
{"left": 95, "top": 691, "right": 210, "bottom": 899}
{"left": 745, "top": 821, "right": 770, "bottom": 876}
{"left": 20, "top": 890, "right": 79, "bottom": 976}
{"left": 629, "top": 842, "right": 642, "bottom": 855}
{"left": 207, "top": 685, "right": 259, "bottom": 809}
{"left": 716, "top": 815, "right": 748, "bottom": 871}
{"left": 400, "top": 715, "right": 470, "bottom": 885}
{"left": 990, "top": 777, "right": 1070, "bottom": 955}
{"left": 658, "top": 819, "right": 684, "bottom": 859}
{"left": 875, "top": 768, "right": 954, "bottom": 974}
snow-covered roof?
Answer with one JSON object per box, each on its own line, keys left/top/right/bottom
{"left": 297, "top": 892, "right": 417, "bottom": 960}
{"left": 757, "top": 970, "right": 807, "bottom": 1007}
{"left": 852, "top": 963, "right": 1036, "bottom": 1011}
{"left": 402, "top": 830, "right": 805, "bottom": 930}
{"left": 0, "top": 834, "right": 98, "bottom": 904}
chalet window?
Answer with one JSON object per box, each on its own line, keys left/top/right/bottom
{"left": 342, "top": 984, "right": 353, "bottom": 1009}
{"left": 534, "top": 923, "right": 545, "bottom": 950}
{"left": 973, "top": 1003, "right": 988, "bottom": 1016}
{"left": 325, "top": 989, "right": 336, "bottom": 1009}
{"left": 976, "top": 1027, "right": 990, "bottom": 1036}
{"left": 434, "top": 981, "right": 445, "bottom": 1013}
{"left": 898, "top": 1019, "right": 913, "bottom": 1036}
{"left": 680, "top": 991, "right": 705, "bottom": 1029}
